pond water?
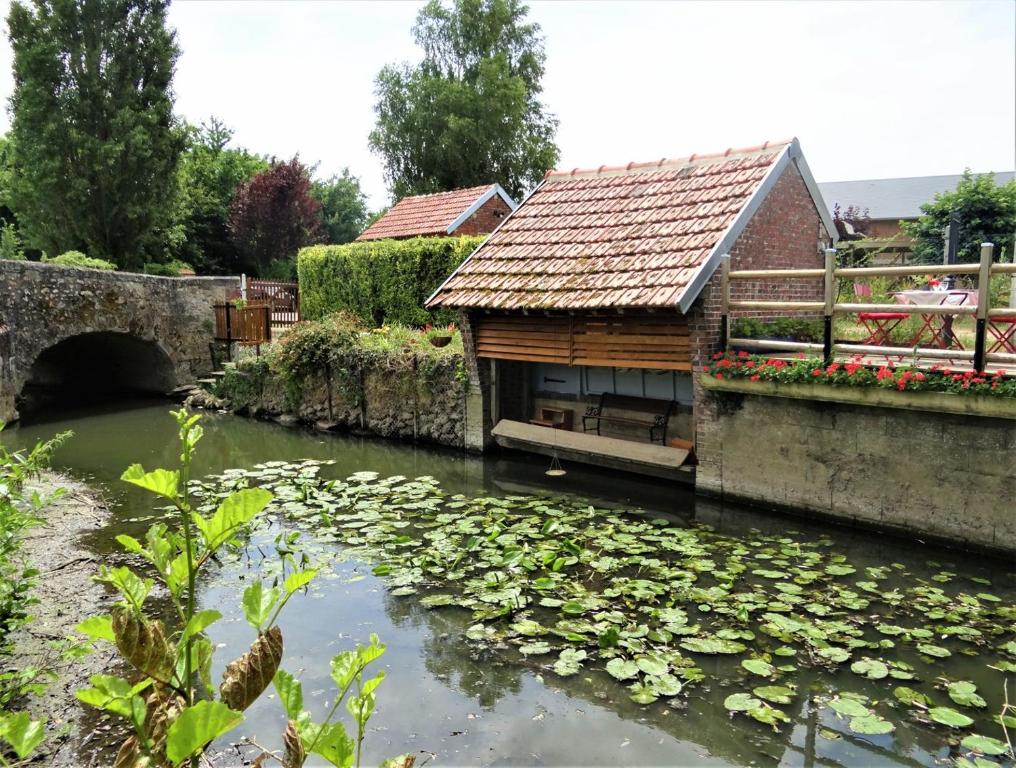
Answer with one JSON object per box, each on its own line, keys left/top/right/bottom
{"left": 5, "top": 400, "right": 1015, "bottom": 767}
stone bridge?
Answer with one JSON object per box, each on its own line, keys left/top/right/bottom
{"left": 0, "top": 260, "right": 238, "bottom": 423}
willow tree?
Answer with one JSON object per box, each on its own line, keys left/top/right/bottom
{"left": 6, "top": 0, "right": 184, "bottom": 269}
{"left": 369, "top": 0, "right": 559, "bottom": 202}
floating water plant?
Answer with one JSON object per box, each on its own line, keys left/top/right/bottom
{"left": 189, "top": 461, "right": 1016, "bottom": 762}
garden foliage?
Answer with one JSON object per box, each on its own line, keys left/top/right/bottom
{"left": 297, "top": 236, "right": 482, "bottom": 326}
{"left": 0, "top": 425, "right": 70, "bottom": 761}
{"left": 73, "top": 411, "right": 403, "bottom": 768}
{"left": 42, "top": 251, "right": 117, "bottom": 271}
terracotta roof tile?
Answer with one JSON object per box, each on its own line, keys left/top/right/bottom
{"left": 356, "top": 184, "right": 509, "bottom": 241}
{"left": 429, "top": 141, "right": 793, "bottom": 310}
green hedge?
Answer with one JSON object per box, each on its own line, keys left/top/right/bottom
{"left": 297, "top": 236, "right": 483, "bottom": 326}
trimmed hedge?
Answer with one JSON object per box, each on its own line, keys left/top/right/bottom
{"left": 297, "top": 235, "right": 484, "bottom": 326}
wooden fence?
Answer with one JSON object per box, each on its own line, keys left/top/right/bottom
{"left": 246, "top": 278, "right": 299, "bottom": 326}
{"left": 213, "top": 302, "right": 272, "bottom": 346}
{"left": 720, "top": 242, "right": 1016, "bottom": 370}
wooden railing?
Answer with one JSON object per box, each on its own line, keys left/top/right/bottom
{"left": 213, "top": 302, "right": 272, "bottom": 345}
{"left": 720, "top": 243, "right": 1016, "bottom": 370}
{"left": 246, "top": 278, "right": 299, "bottom": 326}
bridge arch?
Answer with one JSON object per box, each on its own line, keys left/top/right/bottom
{"left": 19, "top": 331, "right": 178, "bottom": 414}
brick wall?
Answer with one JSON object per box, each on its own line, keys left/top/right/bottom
{"left": 688, "top": 163, "right": 830, "bottom": 453}
{"left": 454, "top": 195, "right": 513, "bottom": 236}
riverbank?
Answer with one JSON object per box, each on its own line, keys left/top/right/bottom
{"left": 5, "top": 471, "right": 117, "bottom": 767}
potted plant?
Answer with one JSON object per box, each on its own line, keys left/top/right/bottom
{"left": 423, "top": 322, "right": 456, "bottom": 347}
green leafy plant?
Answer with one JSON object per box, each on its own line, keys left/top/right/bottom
{"left": 42, "top": 250, "right": 116, "bottom": 271}
{"left": 0, "top": 223, "right": 24, "bottom": 261}
{"left": 297, "top": 236, "right": 482, "bottom": 326}
{"left": 0, "top": 425, "right": 71, "bottom": 763}
{"left": 74, "top": 411, "right": 405, "bottom": 768}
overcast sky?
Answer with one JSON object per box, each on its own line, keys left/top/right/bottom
{"left": 0, "top": 0, "right": 1013, "bottom": 209}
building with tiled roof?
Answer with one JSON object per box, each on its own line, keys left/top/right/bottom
{"left": 428, "top": 138, "right": 836, "bottom": 474}
{"left": 356, "top": 184, "right": 516, "bottom": 241}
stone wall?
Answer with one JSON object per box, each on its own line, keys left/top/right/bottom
{"left": 0, "top": 260, "right": 237, "bottom": 422}
{"left": 696, "top": 386, "right": 1016, "bottom": 554}
{"left": 212, "top": 353, "right": 468, "bottom": 449}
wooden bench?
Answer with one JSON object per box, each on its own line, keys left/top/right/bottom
{"left": 582, "top": 393, "right": 677, "bottom": 445}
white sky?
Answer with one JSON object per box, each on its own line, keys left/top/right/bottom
{"left": 1, "top": 0, "right": 1014, "bottom": 210}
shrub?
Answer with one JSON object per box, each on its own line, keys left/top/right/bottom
{"left": 142, "top": 259, "right": 193, "bottom": 276}
{"left": 43, "top": 250, "right": 116, "bottom": 270}
{"left": 297, "top": 235, "right": 483, "bottom": 326}
{"left": 0, "top": 223, "right": 24, "bottom": 261}
{"left": 731, "top": 317, "right": 823, "bottom": 343}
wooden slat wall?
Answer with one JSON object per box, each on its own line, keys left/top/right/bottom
{"left": 474, "top": 312, "right": 691, "bottom": 371}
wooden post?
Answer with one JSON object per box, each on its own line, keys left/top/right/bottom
{"left": 719, "top": 254, "right": 731, "bottom": 351}
{"left": 264, "top": 305, "right": 272, "bottom": 342}
{"left": 823, "top": 248, "right": 836, "bottom": 362}
{"left": 973, "top": 242, "right": 993, "bottom": 372}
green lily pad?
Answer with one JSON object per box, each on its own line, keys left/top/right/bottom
{"left": 928, "top": 706, "right": 974, "bottom": 728}
{"left": 960, "top": 734, "right": 1010, "bottom": 756}
{"left": 828, "top": 698, "right": 872, "bottom": 718}
{"left": 917, "top": 644, "right": 951, "bottom": 658}
{"left": 628, "top": 682, "right": 658, "bottom": 705}
{"left": 893, "top": 686, "right": 931, "bottom": 707}
{"left": 850, "top": 658, "right": 889, "bottom": 680}
{"left": 519, "top": 641, "right": 552, "bottom": 656}
{"left": 817, "top": 647, "right": 850, "bottom": 664}
{"left": 636, "top": 654, "right": 669, "bottom": 677}
{"left": 849, "top": 715, "right": 894, "bottom": 735}
{"left": 724, "top": 693, "right": 762, "bottom": 711}
{"left": 741, "top": 659, "right": 776, "bottom": 677}
{"left": 605, "top": 658, "right": 639, "bottom": 681}
{"left": 753, "top": 685, "right": 795, "bottom": 704}
{"left": 947, "top": 681, "right": 987, "bottom": 709}
{"left": 553, "top": 648, "right": 586, "bottom": 676}
{"left": 680, "top": 637, "right": 747, "bottom": 655}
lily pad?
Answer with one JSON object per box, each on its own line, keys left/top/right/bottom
{"left": 553, "top": 648, "right": 586, "bottom": 676}
{"left": 893, "top": 686, "right": 931, "bottom": 707}
{"left": 928, "top": 706, "right": 974, "bottom": 728}
{"left": 605, "top": 658, "right": 639, "bottom": 681}
{"left": 519, "top": 641, "right": 552, "bottom": 656}
{"left": 753, "top": 685, "right": 795, "bottom": 704}
{"left": 849, "top": 715, "right": 894, "bottom": 735}
{"left": 828, "top": 698, "right": 872, "bottom": 718}
{"left": 917, "top": 644, "right": 951, "bottom": 658}
{"left": 680, "top": 637, "right": 747, "bottom": 655}
{"left": 741, "top": 659, "right": 776, "bottom": 677}
{"left": 850, "top": 658, "right": 889, "bottom": 680}
{"left": 960, "top": 734, "right": 1009, "bottom": 756}
{"left": 724, "top": 693, "right": 762, "bottom": 711}
{"left": 947, "top": 681, "right": 987, "bottom": 709}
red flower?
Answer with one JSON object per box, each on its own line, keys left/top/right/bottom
{"left": 812, "top": 369, "right": 823, "bottom": 377}
{"left": 738, "top": 350, "right": 749, "bottom": 357}
{"left": 750, "top": 374, "right": 760, "bottom": 382}
{"left": 715, "top": 373, "right": 724, "bottom": 380}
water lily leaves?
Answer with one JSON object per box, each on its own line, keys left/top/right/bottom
{"left": 606, "top": 658, "right": 640, "bottom": 681}
{"left": 894, "top": 686, "right": 931, "bottom": 706}
{"left": 553, "top": 648, "right": 586, "bottom": 676}
{"left": 825, "top": 564, "right": 856, "bottom": 577}
{"left": 419, "top": 594, "right": 456, "bottom": 608}
{"left": 946, "top": 681, "right": 987, "bottom": 709}
{"left": 724, "top": 693, "right": 762, "bottom": 711}
{"left": 817, "top": 646, "right": 850, "bottom": 664}
{"left": 753, "top": 685, "right": 795, "bottom": 704}
{"left": 850, "top": 658, "right": 889, "bottom": 680}
{"left": 628, "top": 682, "right": 658, "bottom": 705}
{"left": 741, "top": 659, "right": 776, "bottom": 677}
{"left": 917, "top": 644, "right": 952, "bottom": 659}
{"left": 748, "top": 702, "right": 791, "bottom": 730}
{"left": 511, "top": 619, "right": 547, "bottom": 637}
{"left": 519, "top": 641, "right": 553, "bottom": 656}
{"left": 680, "top": 637, "right": 747, "bottom": 655}
{"left": 635, "top": 653, "right": 668, "bottom": 677}
{"left": 928, "top": 706, "right": 974, "bottom": 728}
{"left": 959, "top": 734, "right": 1009, "bottom": 756}
{"left": 875, "top": 624, "right": 906, "bottom": 636}
{"left": 828, "top": 697, "right": 872, "bottom": 719}
{"left": 849, "top": 715, "right": 894, "bottom": 735}
{"left": 647, "top": 673, "right": 683, "bottom": 697}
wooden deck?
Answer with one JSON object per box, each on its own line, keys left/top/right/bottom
{"left": 491, "top": 420, "right": 694, "bottom": 483}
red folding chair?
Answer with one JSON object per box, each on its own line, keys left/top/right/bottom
{"left": 859, "top": 311, "right": 908, "bottom": 345}
{"left": 988, "top": 316, "right": 1016, "bottom": 354}
{"left": 910, "top": 291, "right": 970, "bottom": 349}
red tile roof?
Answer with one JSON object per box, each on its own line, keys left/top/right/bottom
{"left": 428, "top": 140, "right": 815, "bottom": 312}
{"left": 357, "top": 184, "right": 511, "bottom": 241}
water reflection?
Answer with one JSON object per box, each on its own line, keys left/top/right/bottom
{"left": 4, "top": 402, "right": 1015, "bottom": 767}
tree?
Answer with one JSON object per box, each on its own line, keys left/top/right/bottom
{"left": 6, "top": 0, "right": 184, "bottom": 270}
{"left": 311, "top": 169, "right": 369, "bottom": 244}
{"left": 901, "top": 172, "right": 1016, "bottom": 264}
{"left": 169, "top": 118, "right": 268, "bottom": 274}
{"left": 369, "top": 0, "right": 559, "bottom": 202}
{"left": 227, "top": 157, "right": 323, "bottom": 277}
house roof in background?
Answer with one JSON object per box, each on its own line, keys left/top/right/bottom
{"left": 428, "top": 138, "right": 833, "bottom": 313}
{"left": 818, "top": 172, "right": 1015, "bottom": 221}
{"left": 356, "top": 184, "right": 516, "bottom": 241}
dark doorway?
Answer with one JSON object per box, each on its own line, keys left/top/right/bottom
{"left": 20, "top": 332, "right": 176, "bottom": 415}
